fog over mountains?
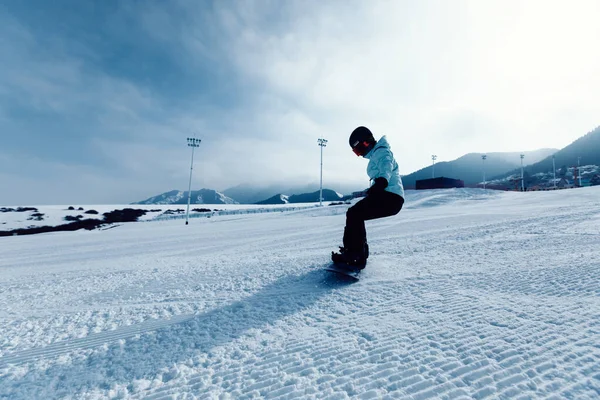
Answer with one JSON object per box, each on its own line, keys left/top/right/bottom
{"left": 222, "top": 182, "right": 363, "bottom": 204}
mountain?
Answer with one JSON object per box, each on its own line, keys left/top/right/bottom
{"left": 255, "top": 194, "right": 290, "bottom": 205}
{"left": 224, "top": 182, "right": 363, "bottom": 204}
{"left": 256, "top": 189, "right": 343, "bottom": 205}
{"left": 288, "top": 189, "right": 343, "bottom": 204}
{"left": 223, "top": 184, "right": 316, "bottom": 204}
{"left": 401, "top": 149, "right": 557, "bottom": 189}
{"left": 134, "top": 189, "right": 238, "bottom": 205}
{"left": 488, "top": 126, "right": 600, "bottom": 187}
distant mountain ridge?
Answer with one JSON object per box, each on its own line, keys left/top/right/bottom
{"left": 134, "top": 189, "right": 238, "bottom": 205}
{"left": 401, "top": 149, "right": 558, "bottom": 189}
{"left": 489, "top": 126, "right": 600, "bottom": 187}
{"left": 135, "top": 127, "right": 600, "bottom": 204}
{"left": 223, "top": 182, "right": 363, "bottom": 204}
{"left": 256, "top": 189, "right": 343, "bottom": 205}
{"left": 223, "top": 184, "right": 314, "bottom": 204}
{"left": 135, "top": 188, "right": 345, "bottom": 206}
{"left": 492, "top": 126, "right": 600, "bottom": 178}
{"left": 256, "top": 194, "right": 290, "bottom": 205}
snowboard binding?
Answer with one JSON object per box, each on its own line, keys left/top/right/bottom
{"left": 331, "top": 243, "right": 369, "bottom": 270}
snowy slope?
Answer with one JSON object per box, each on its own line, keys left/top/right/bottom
{"left": 0, "top": 206, "right": 106, "bottom": 231}
{"left": 0, "top": 188, "right": 599, "bottom": 399}
{"left": 0, "top": 203, "right": 323, "bottom": 231}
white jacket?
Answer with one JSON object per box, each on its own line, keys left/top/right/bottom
{"left": 364, "top": 136, "right": 404, "bottom": 198}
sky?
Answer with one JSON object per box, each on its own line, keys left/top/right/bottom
{"left": 1, "top": 0, "right": 599, "bottom": 205}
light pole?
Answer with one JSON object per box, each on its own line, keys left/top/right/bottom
{"left": 318, "top": 138, "right": 328, "bottom": 206}
{"left": 552, "top": 155, "right": 556, "bottom": 189}
{"left": 520, "top": 154, "right": 525, "bottom": 192}
{"left": 578, "top": 156, "right": 582, "bottom": 187}
{"left": 432, "top": 155, "right": 437, "bottom": 178}
{"left": 481, "top": 154, "right": 487, "bottom": 189}
{"left": 185, "top": 137, "right": 201, "bottom": 225}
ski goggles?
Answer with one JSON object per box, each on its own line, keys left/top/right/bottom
{"left": 351, "top": 140, "right": 372, "bottom": 157}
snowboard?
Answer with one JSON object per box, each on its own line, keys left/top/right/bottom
{"left": 325, "top": 262, "right": 363, "bottom": 280}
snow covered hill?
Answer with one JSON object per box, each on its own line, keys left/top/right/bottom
{"left": 1, "top": 188, "right": 599, "bottom": 399}
{"left": 256, "top": 193, "right": 291, "bottom": 204}
{"left": 0, "top": 203, "right": 327, "bottom": 234}
{"left": 135, "top": 189, "right": 238, "bottom": 205}
{"left": 257, "top": 189, "right": 344, "bottom": 205}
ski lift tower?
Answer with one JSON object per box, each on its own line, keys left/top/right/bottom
{"left": 510, "top": 177, "right": 523, "bottom": 191}
{"left": 572, "top": 164, "right": 580, "bottom": 187}
{"left": 577, "top": 157, "right": 582, "bottom": 187}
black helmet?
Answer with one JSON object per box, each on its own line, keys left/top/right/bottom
{"left": 349, "top": 126, "right": 376, "bottom": 156}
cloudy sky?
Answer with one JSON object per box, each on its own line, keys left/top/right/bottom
{"left": 1, "top": 0, "right": 599, "bottom": 205}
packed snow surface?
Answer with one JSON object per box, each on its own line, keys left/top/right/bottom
{"left": 0, "top": 203, "right": 325, "bottom": 231}
{"left": 0, "top": 188, "right": 599, "bottom": 399}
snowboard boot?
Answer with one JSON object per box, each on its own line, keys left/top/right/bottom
{"left": 331, "top": 246, "right": 367, "bottom": 269}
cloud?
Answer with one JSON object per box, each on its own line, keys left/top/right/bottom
{"left": 0, "top": 154, "right": 139, "bottom": 206}
{"left": 1, "top": 0, "right": 599, "bottom": 204}
{"left": 171, "top": 0, "right": 600, "bottom": 181}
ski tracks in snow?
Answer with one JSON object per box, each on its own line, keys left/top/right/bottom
{"left": 0, "top": 189, "right": 599, "bottom": 399}
{"left": 136, "top": 269, "right": 599, "bottom": 399}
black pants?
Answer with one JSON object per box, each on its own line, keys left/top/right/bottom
{"left": 343, "top": 191, "right": 404, "bottom": 254}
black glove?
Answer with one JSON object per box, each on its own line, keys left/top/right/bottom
{"left": 366, "top": 177, "right": 388, "bottom": 196}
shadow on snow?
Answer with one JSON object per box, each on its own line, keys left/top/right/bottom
{"left": 3, "top": 267, "right": 354, "bottom": 397}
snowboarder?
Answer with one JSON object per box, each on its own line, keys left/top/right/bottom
{"left": 331, "top": 126, "right": 405, "bottom": 269}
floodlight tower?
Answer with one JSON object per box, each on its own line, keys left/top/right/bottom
{"left": 318, "top": 138, "right": 328, "bottom": 206}
{"left": 552, "top": 155, "right": 556, "bottom": 189}
{"left": 481, "top": 154, "right": 487, "bottom": 189}
{"left": 431, "top": 155, "right": 437, "bottom": 178}
{"left": 185, "top": 137, "right": 201, "bottom": 225}
{"left": 520, "top": 154, "right": 525, "bottom": 192}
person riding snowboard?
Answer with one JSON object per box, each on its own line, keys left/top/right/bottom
{"left": 332, "top": 126, "right": 405, "bottom": 269}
